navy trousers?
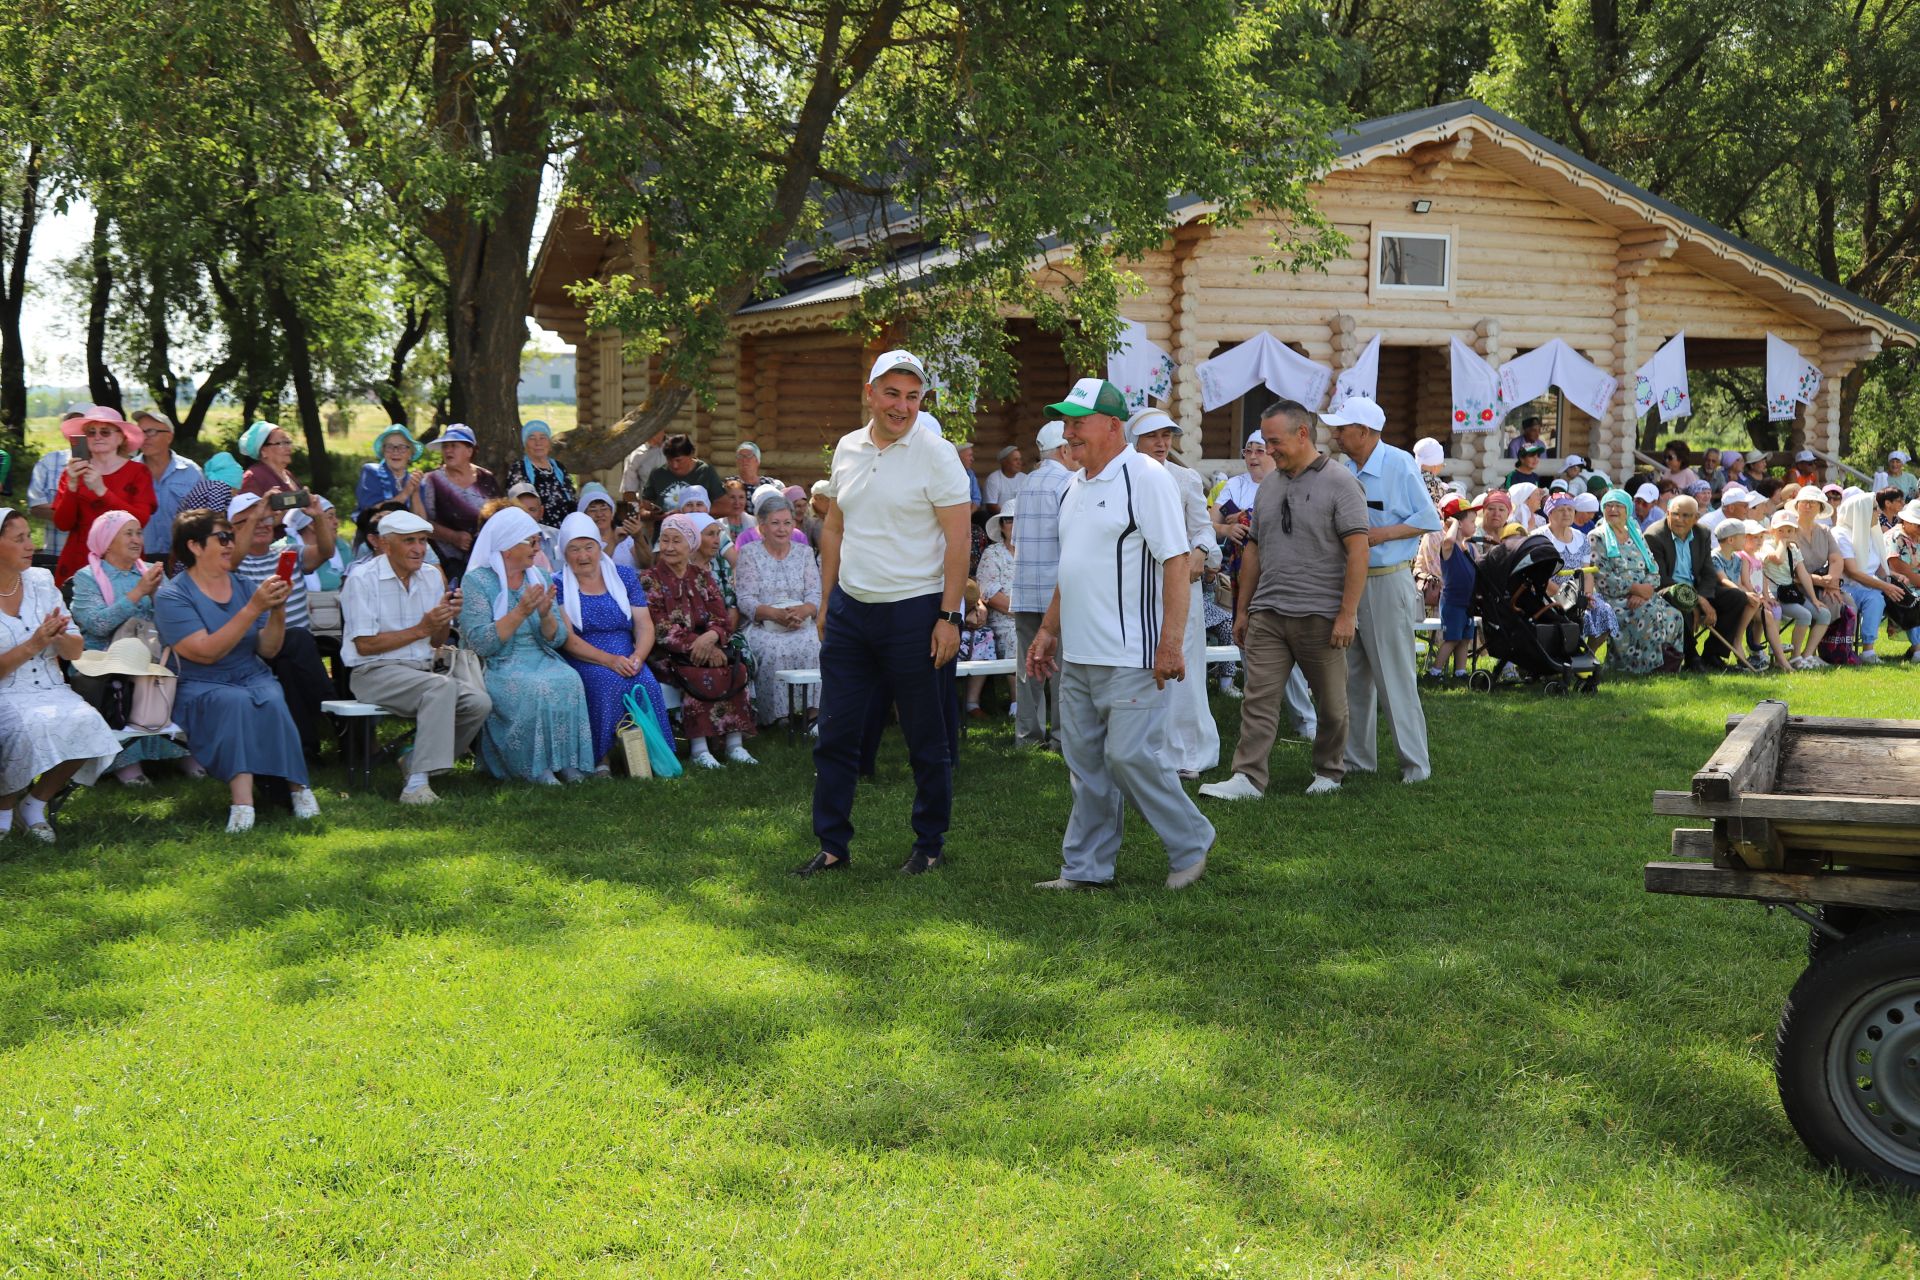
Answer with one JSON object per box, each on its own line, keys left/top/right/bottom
{"left": 813, "top": 587, "right": 956, "bottom": 858}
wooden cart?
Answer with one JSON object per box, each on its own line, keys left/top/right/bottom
{"left": 1646, "top": 699, "right": 1920, "bottom": 1188}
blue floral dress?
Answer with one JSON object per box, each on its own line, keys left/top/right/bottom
{"left": 556, "top": 565, "right": 672, "bottom": 762}
{"left": 459, "top": 567, "right": 595, "bottom": 780}
{"left": 68, "top": 562, "right": 190, "bottom": 768}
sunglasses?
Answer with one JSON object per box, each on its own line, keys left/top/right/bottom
{"left": 82, "top": 426, "right": 121, "bottom": 438}
{"left": 207, "top": 530, "right": 236, "bottom": 545}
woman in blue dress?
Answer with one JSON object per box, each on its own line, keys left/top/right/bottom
{"left": 553, "top": 513, "right": 672, "bottom": 774}
{"left": 154, "top": 508, "right": 320, "bottom": 833}
{"left": 67, "top": 510, "right": 190, "bottom": 782}
{"left": 458, "top": 506, "right": 595, "bottom": 784}
{"left": 354, "top": 424, "right": 426, "bottom": 518}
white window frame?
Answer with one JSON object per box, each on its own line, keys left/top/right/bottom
{"left": 1369, "top": 225, "right": 1455, "bottom": 302}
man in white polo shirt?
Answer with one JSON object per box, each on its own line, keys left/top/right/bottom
{"left": 1026, "top": 378, "right": 1214, "bottom": 891}
{"left": 799, "top": 349, "right": 973, "bottom": 878}
{"left": 338, "top": 510, "right": 490, "bottom": 805}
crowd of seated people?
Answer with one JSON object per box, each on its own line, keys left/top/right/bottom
{"left": 1408, "top": 437, "right": 1920, "bottom": 677}
{"left": 8, "top": 411, "right": 1918, "bottom": 843}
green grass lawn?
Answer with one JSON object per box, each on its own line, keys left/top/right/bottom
{"left": 4, "top": 669, "right": 1919, "bottom": 1276}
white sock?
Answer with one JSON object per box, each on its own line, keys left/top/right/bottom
{"left": 19, "top": 797, "right": 46, "bottom": 827}
{"left": 406, "top": 772, "right": 429, "bottom": 791}
{"left": 0, "top": 809, "right": 12, "bottom": 833}
{"left": 724, "top": 732, "right": 744, "bottom": 751}
{"left": 690, "top": 735, "right": 712, "bottom": 757}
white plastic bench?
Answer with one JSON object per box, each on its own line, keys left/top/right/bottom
{"left": 322, "top": 699, "right": 411, "bottom": 790}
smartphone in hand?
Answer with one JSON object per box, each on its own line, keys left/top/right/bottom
{"left": 268, "top": 489, "right": 312, "bottom": 512}
{"left": 275, "top": 548, "right": 300, "bottom": 581}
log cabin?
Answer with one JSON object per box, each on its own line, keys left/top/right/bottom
{"left": 529, "top": 100, "right": 1920, "bottom": 491}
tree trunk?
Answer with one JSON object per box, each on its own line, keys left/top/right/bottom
{"left": 0, "top": 143, "right": 40, "bottom": 452}
{"left": 427, "top": 166, "right": 541, "bottom": 475}
{"left": 265, "top": 277, "right": 331, "bottom": 492}
{"left": 180, "top": 352, "right": 240, "bottom": 445}
{"left": 141, "top": 284, "right": 181, "bottom": 426}
{"left": 1839, "top": 366, "right": 1865, "bottom": 458}
{"left": 85, "top": 212, "right": 123, "bottom": 412}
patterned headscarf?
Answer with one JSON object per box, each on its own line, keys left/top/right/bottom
{"left": 86, "top": 510, "right": 149, "bottom": 605}
{"left": 1596, "top": 487, "right": 1658, "bottom": 573}
{"left": 659, "top": 512, "right": 713, "bottom": 554}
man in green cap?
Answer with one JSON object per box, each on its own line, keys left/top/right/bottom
{"left": 1026, "top": 378, "right": 1214, "bottom": 891}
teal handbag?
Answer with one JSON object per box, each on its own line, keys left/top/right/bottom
{"left": 625, "top": 690, "right": 682, "bottom": 778}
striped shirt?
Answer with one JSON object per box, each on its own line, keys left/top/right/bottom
{"left": 235, "top": 545, "right": 313, "bottom": 630}
{"left": 1009, "top": 458, "right": 1074, "bottom": 613}
{"left": 1055, "top": 446, "right": 1188, "bottom": 669}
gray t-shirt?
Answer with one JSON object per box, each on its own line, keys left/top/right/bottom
{"left": 1247, "top": 454, "right": 1370, "bottom": 618}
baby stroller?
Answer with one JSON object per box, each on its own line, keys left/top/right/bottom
{"left": 1466, "top": 534, "right": 1602, "bottom": 694}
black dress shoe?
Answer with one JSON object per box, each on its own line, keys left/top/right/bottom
{"left": 792, "top": 851, "right": 849, "bottom": 876}
{"left": 899, "top": 851, "right": 946, "bottom": 875}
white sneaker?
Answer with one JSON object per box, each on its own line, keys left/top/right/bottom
{"left": 690, "top": 751, "right": 723, "bottom": 770}
{"left": 1217, "top": 684, "right": 1243, "bottom": 700}
{"left": 1860, "top": 650, "right": 1882, "bottom": 664}
{"left": 1198, "top": 773, "right": 1263, "bottom": 801}
{"left": 290, "top": 788, "right": 321, "bottom": 820}
{"left": 227, "top": 805, "right": 256, "bottom": 834}
{"left": 1303, "top": 775, "right": 1341, "bottom": 796}
{"left": 399, "top": 783, "right": 438, "bottom": 806}
{"left": 1166, "top": 856, "right": 1207, "bottom": 890}
{"left": 725, "top": 747, "right": 758, "bottom": 766}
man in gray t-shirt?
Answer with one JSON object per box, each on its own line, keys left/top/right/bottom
{"left": 1201, "top": 399, "right": 1369, "bottom": 800}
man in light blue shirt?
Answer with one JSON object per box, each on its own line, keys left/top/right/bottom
{"left": 1010, "top": 419, "right": 1074, "bottom": 749}
{"left": 1327, "top": 396, "right": 1440, "bottom": 783}
{"left": 133, "top": 409, "right": 204, "bottom": 557}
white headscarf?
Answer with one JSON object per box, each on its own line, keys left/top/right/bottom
{"left": 468, "top": 506, "right": 547, "bottom": 619}
{"left": 556, "top": 511, "right": 630, "bottom": 630}
{"left": 1836, "top": 491, "right": 1885, "bottom": 570}
{"left": 1507, "top": 481, "right": 1541, "bottom": 530}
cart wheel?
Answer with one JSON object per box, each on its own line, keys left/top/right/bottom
{"left": 1467, "top": 670, "right": 1495, "bottom": 693}
{"left": 1543, "top": 680, "right": 1566, "bottom": 696}
{"left": 1775, "top": 920, "right": 1920, "bottom": 1188}
{"left": 1807, "top": 906, "right": 1889, "bottom": 966}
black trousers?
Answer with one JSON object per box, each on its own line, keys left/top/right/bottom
{"left": 270, "top": 627, "right": 335, "bottom": 758}
{"left": 813, "top": 588, "right": 956, "bottom": 859}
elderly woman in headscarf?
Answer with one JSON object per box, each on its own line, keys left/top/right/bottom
{"left": 553, "top": 512, "right": 672, "bottom": 773}
{"left": 355, "top": 423, "right": 426, "bottom": 516}
{"left": 420, "top": 424, "right": 498, "bottom": 582}
{"left": 1535, "top": 490, "right": 1617, "bottom": 649}
{"left": 1590, "top": 487, "right": 1683, "bottom": 674}
{"left": 51, "top": 406, "right": 158, "bottom": 584}
{"left": 729, "top": 484, "right": 813, "bottom": 563}
{"left": 179, "top": 451, "right": 244, "bottom": 521}
{"left": 729, "top": 440, "right": 765, "bottom": 490}
{"left": 516, "top": 419, "right": 576, "bottom": 527}
{"left": 0, "top": 507, "right": 121, "bottom": 843}
{"left": 640, "top": 513, "right": 757, "bottom": 768}
{"left": 67, "top": 510, "right": 191, "bottom": 784}
{"left": 456, "top": 506, "right": 595, "bottom": 783}
{"left": 236, "top": 420, "right": 304, "bottom": 505}
{"left": 731, "top": 490, "right": 822, "bottom": 726}
{"left": 1507, "top": 481, "right": 1544, "bottom": 534}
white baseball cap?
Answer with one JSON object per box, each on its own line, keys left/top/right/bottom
{"left": 1634, "top": 483, "right": 1660, "bottom": 503}
{"left": 1035, "top": 420, "right": 1068, "bottom": 452}
{"left": 378, "top": 510, "right": 433, "bottom": 535}
{"left": 1795, "top": 448, "right": 1818, "bottom": 462}
{"left": 1572, "top": 492, "right": 1600, "bottom": 513}
{"left": 867, "top": 349, "right": 928, "bottom": 386}
{"left": 1318, "top": 396, "right": 1385, "bottom": 431}
{"left": 1412, "top": 437, "right": 1444, "bottom": 467}
{"left": 1124, "top": 408, "right": 1180, "bottom": 442}
{"left": 1720, "top": 486, "right": 1753, "bottom": 507}
{"left": 226, "top": 492, "right": 263, "bottom": 521}
{"left": 1564, "top": 454, "right": 1587, "bottom": 469}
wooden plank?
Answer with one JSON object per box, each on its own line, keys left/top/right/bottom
{"left": 1670, "top": 828, "right": 1715, "bottom": 861}
{"left": 1777, "top": 732, "right": 1920, "bottom": 799}
{"left": 1643, "top": 861, "right": 1920, "bottom": 912}
{"left": 1692, "top": 699, "right": 1786, "bottom": 802}
{"left": 1654, "top": 789, "right": 1920, "bottom": 826}
{"left": 1728, "top": 711, "right": 1920, "bottom": 738}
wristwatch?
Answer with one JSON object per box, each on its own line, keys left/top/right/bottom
{"left": 939, "top": 610, "right": 965, "bottom": 627}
